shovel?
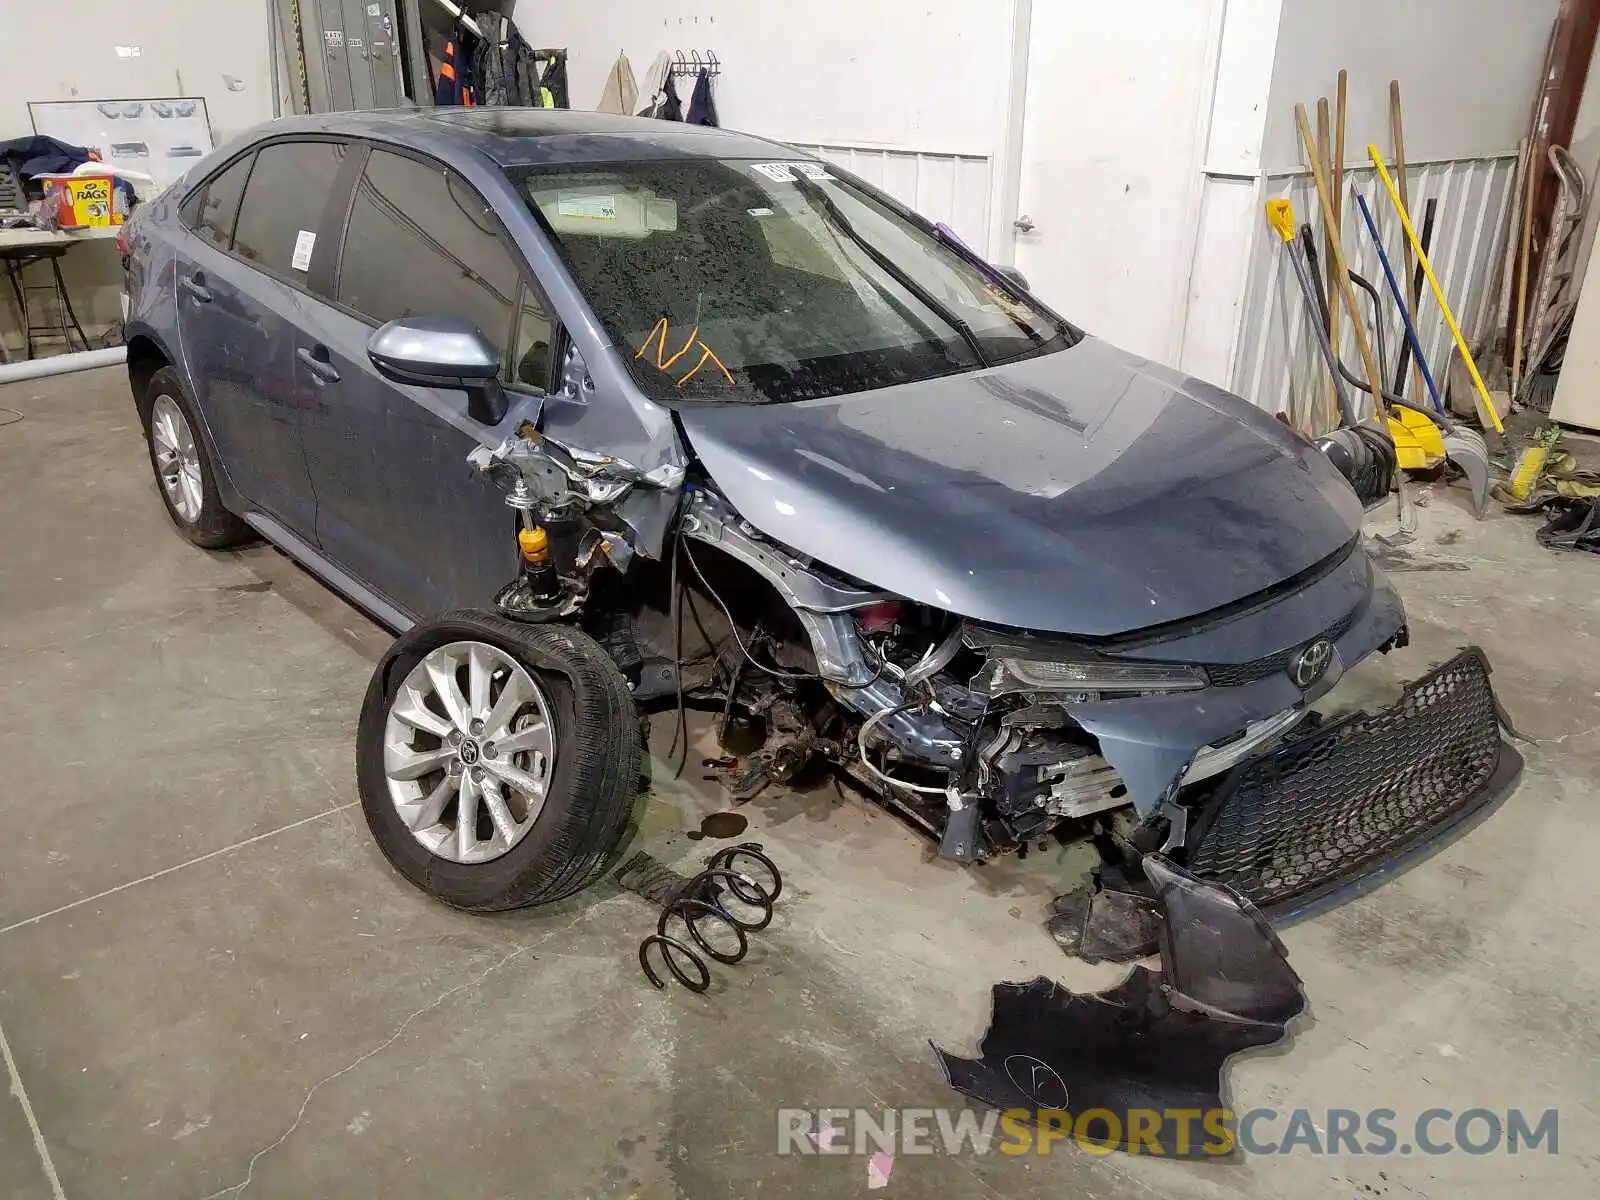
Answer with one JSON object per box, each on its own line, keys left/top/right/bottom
{"left": 1353, "top": 193, "right": 1492, "bottom": 517}
{"left": 1265, "top": 198, "right": 1359, "bottom": 429}
{"left": 1369, "top": 144, "right": 1506, "bottom": 440}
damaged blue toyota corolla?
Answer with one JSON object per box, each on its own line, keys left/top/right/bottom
{"left": 122, "top": 109, "right": 1519, "bottom": 917}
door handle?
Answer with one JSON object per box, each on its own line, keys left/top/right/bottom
{"left": 180, "top": 272, "right": 212, "bottom": 302}
{"left": 1013, "top": 214, "right": 1037, "bottom": 234}
{"left": 297, "top": 345, "right": 341, "bottom": 384}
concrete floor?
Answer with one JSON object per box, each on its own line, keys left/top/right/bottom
{"left": 1, "top": 367, "right": 1597, "bottom": 1199}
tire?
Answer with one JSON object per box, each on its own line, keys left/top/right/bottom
{"left": 357, "top": 610, "right": 643, "bottom": 911}
{"left": 137, "top": 366, "right": 253, "bottom": 549}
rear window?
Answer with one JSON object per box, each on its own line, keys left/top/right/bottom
{"left": 231, "top": 140, "right": 348, "bottom": 278}
{"left": 186, "top": 153, "right": 255, "bottom": 249}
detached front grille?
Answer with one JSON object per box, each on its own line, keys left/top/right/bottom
{"left": 1204, "top": 605, "right": 1361, "bottom": 689}
{"left": 1187, "top": 647, "right": 1515, "bottom": 915}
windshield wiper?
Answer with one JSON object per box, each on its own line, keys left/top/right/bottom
{"left": 790, "top": 172, "right": 990, "bottom": 369}
{"left": 929, "top": 222, "right": 1071, "bottom": 349}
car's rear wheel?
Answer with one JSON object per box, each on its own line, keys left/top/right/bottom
{"left": 137, "top": 367, "right": 252, "bottom": 548}
{"left": 357, "top": 610, "right": 642, "bottom": 910}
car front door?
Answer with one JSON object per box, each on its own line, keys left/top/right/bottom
{"left": 294, "top": 145, "right": 555, "bottom": 621}
{"left": 174, "top": 139, "right": 351, "bottom": 537}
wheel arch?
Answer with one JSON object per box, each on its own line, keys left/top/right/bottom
{"left": 124, "top": 327, "right": 174, "bottom": 411}
{"left": 126, "top": 327, "right": 244, "bottom": 510}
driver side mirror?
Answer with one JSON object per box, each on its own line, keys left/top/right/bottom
{"left": 367, "top": 316, "right": 509, "bottom": 426}
{"left": 992, "top": 264, "right": 1031, "bottom": 293}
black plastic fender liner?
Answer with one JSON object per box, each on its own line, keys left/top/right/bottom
{"left": 935, "top": 858, "right": 1306, "bottom": 1158}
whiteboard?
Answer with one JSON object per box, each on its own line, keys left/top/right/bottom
{"left": 29, "top": 97, "right": 215, "bottom": 197}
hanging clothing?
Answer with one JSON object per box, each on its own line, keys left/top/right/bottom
{"left": 536, "top": 51, "right": 570, "bottom": 108}
{"left": 472, "top": 19, "right": 510, "bottom": 107}
{"left": 686, "top": 69, "right": 718, "bottom": 126}
{"left": 508, "top": 28, "right": 540, "bottom": 106}
{"left": 635, "top": 52, "right": 672, "bottom": 118}
{"left": 434, "top": 23, "right": 476, "bottom": 106}
{"left": 597, "top": 53, "right": 638, "bottom": 114}
{"left": 655, "top": 73, "right": 684, "bottom": 121}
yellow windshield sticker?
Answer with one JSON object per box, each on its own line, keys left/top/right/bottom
{"left": 637, "top": 317, "right": 699, "bottom": 371}
{"left": 636, "top": 318, "right": 734, "bottom": 387}
{"left": 677, "top": 344, "right": 734, "bottom": 387}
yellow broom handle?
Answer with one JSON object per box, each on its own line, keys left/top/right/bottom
{"left": 1369, "top": 144, "right": 1505, "bottom": 433}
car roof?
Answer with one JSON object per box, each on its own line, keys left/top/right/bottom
{"left": 247, "top": 108, "right": 811, "bottom": 169}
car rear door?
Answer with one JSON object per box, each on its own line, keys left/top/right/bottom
{"left": 294, "top": 144, "right": 555, "bottom": 620}
{"left": 174, "top": 139, "right": 352, "bottom": 537}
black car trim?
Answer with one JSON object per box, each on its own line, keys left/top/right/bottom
{"left": 312, "top": 140, "right": 369, "bottom": 300}
{"left": 241, "top": 511, "right": 415, "bottom": 633}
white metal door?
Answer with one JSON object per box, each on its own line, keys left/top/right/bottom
{"left": 1010, "top": 1, "right": 1218, "bottom": 364}
{"left": 1550, "top": 226, "right": 1600, "bottom": 430}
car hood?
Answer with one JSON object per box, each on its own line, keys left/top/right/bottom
{"left": 677, "top": 337, "right": 1363, "bottom": 637}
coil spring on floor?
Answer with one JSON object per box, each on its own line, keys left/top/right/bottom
{"left": 618, "top": 843, "right": 783, "bottom": 993}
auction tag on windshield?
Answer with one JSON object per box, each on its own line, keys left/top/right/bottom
{"left": 557, "top": 193, "right": 617, "bottom": 220}
{"left": 750, "top": 161, "right": 832, "bottom": 183}
{"left": 291, "top": 229, "right": 316, "bottom": 272}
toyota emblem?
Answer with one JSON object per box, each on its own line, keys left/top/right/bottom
{"left": 1290, "top": 637, "right": 1335, "bottom": 689}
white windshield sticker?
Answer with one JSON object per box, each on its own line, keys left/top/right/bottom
{"left": 750, "top": 161, "right": 832, "bottom": 183}
{"left": 557, "top": 193, "right": 618, "bottom": 220}
{"left": 291, "top": 229, "right": 316, "bottom": 272}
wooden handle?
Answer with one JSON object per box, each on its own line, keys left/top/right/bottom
{"left": 1317, "top": 98, "right": 1339, "bottom": 429}
{"left": 1513, "top": 142, "right": 1538, "bottom": 391}
{"left": 1296, "top": 104, "right": 1383, "bottom": 419}
{"left": 1390, "top": 79, "right": 1423, "bottom": 401}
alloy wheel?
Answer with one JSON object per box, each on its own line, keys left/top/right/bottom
{"left": 151, "top": 394, "right": 204, "bottom": 524}
{"left": 382, "top": 640, "right": 557, "bottom": 864}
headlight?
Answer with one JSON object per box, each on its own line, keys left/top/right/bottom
{"left": 989, "top": 657, "right": 1208, "bottom": 696}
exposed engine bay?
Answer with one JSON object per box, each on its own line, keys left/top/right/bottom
{"left": 463, "top": 419, "right": 1500, "bottom": 899}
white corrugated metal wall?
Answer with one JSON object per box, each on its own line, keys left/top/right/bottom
{"left": 1231, "top": 156, "right": 1517, "bottom": 424}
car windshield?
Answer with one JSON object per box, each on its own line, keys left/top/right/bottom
{"left": 512, "top": 158, "right": 1073, "bottom": 404}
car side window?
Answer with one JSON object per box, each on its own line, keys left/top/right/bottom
{"left": 187, "top": 153, "right": 255, "bottom": 250}
{"left": 508, "top": 283, "right": 553, "bottom": 393}
{"left": 337, "top": 149, "right": 520, "bottom": 367}
{"left": 232, "top": 140, "right": 348, "bottom": 278}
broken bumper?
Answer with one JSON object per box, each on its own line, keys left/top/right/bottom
{"left": 1185, "top": 646, "right": 1522, "bottom": 919}
{"left": 1063, "top": 547, "right": 1408, "bottom": 816}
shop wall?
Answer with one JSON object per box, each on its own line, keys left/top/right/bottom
{"left": 510, "top": 0, "right": 1015, "bottom": 251}
{"left": 1206, "top": 0, "right": 1573, "bottom": 413}
{"left": 0, "top": 0, "right": 278, "bottom": 355}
